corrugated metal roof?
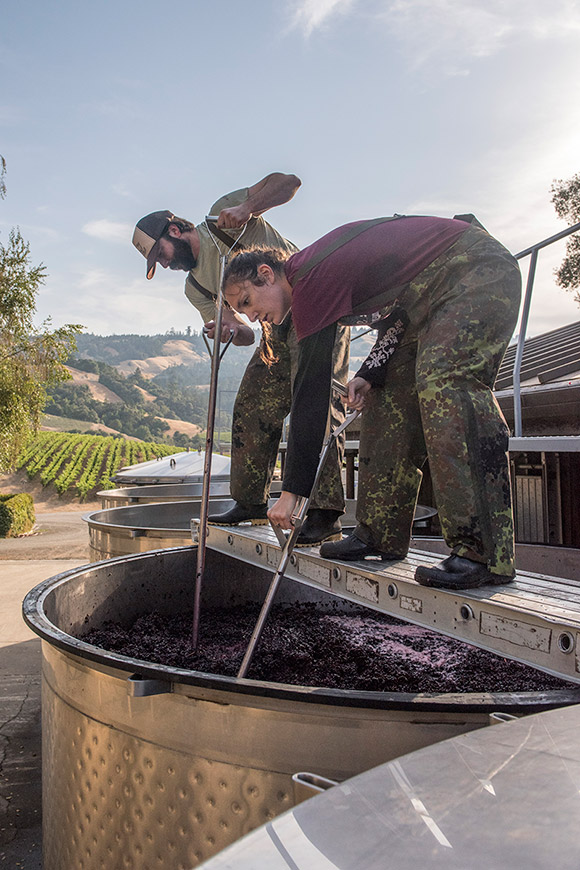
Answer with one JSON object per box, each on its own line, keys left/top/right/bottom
{"left": 495, "top": 320, "right": 580, "bottom": 390}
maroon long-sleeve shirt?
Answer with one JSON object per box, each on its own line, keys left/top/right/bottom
{"left": 282, "top": 215, "right": 469, "bottom": 498}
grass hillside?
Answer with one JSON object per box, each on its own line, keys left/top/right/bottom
{"left": 74, "top": 330, "right": 255, "bottom": 387}
{"left": 41, "top": 413, "right": 127, "bottom": 436}
{"left": 45, "top": 329, "right": 370, "bottom": 449}
{"left": 38, "top": 330, "right": 257, "bottom": 447}
{"left": 65, "top": 365, "right": 124, "bottom": 403}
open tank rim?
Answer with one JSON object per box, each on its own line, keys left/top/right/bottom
{"left": 21, "top": 546, "right": 580, "bottom": 715}
{"left": 96, "top": 481, "right": 282, "bottom": 501}
{"left": 82, "top": 498, "right": 276, "bottom": 534}
{"left": 111, "top": 473, "right": 231, "bottom": 485}
{"left": 82, "top": 500, "right": 222, "bottom": 534}
{"left": 83, "top": 500, "right": 437, "bottom": 535}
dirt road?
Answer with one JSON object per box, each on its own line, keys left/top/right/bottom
{"left": 0, "top": 508, "right": 97, "bottom": 561}
{"left": 0, "top": 501, "right": 97, "bottom": 868}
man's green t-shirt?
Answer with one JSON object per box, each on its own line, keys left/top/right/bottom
{"left": 184, "top": 187, "right": 298, "bottom": 324}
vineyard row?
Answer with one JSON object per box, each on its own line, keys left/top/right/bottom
{"left": 17, "top": 432, "right": 182, "bottom": 499}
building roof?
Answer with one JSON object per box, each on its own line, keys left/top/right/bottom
{"left": 494, "top": 320, "right": 580, "bottom": 434}
{"left": 495, "top": 320, "right": 580, "bottom": 390}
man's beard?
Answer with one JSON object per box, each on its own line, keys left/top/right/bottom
{"left": 169, "top": 237, "right": 197, "bottom": 272}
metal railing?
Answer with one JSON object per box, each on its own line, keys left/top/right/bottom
{"left": 512, "top": 221, "right": 580, "bottom": 436}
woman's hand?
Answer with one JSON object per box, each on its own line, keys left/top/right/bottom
{"left": 203, "top": 308, "right": 255, "bottom": 346}
{"left": 204, "top": 320, "right": 236, "bottom": 343}
{"left": 268, "top": 491, "right": 299, "bottom": 531}
{"left": 347, "top": 376, "right": 372, "bottom": 410}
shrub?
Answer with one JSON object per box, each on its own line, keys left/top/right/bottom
{"left": 0, "top": 493, "right": 35, "bottom": 537}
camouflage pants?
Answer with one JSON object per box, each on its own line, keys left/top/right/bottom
{"left": 356, "top": 226, "right": 522, "bottom": 576}
{"left": 230, "top": 319, "right": 350, "bottom": 511}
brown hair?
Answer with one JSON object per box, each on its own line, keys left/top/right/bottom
{"left": 224, "top": 247, "right": 291, "bottom": 366}
{"left": 223, "top": 246, "right": 289, "bottom": 286}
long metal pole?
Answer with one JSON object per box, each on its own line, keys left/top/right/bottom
{"left": 192, "top": 220, "right": 247, "bottom": 648}
{"left": 514, "top": 221, "right": 580, "bottom": 260}
{"left": 237, "top": 385, "right": 359, "bottom": 679}
{"left": 513, "top": 248, "right": 538, "bottom": 438}
{"left": 192, "top": 252, "right": 227, "bottom": 648}
{"left": 512, "top": 221, "right": 580, "bottom": 437}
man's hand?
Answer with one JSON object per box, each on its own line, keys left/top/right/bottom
{"left": 268, "top": 491, "right": 299, "bottom": 531}
{"left": 217, "top": 173, "right": 302, "bottom": 230}
{"left": 347, "top": 376, "right": 372, "bottom": 410}
{"left": 217, "top": 204, "right": 252, "bottom": 229}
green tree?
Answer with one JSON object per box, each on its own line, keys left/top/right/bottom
{"left": 0, "top": 227, "right": 83, "bottom": 469}
{"left": 551, "top": 173, "right": 580, "bottom": 301}
{"left": 0, "top": 156, "right": 6, "bottom": 201}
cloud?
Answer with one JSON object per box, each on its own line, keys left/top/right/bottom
{"left": 78, "top": 268, "right": 112, "bottom": 290}
{"left": 288, "top": 0, "right": 580, "bottom": 74}
{"left": 0, "top": 220, "right": 60, "bottom": 243}
{"left": 289, "top": 0, "right": 357, "bottom": 37}
{"left": 82, "top": 219, "right": 133, "bottom": 243}
{"left": 377, "top": 0, "right": 580, "bottom": 71}
{"left": 39, "top": 269, "right": 205, "bottom": 336}
{"left": 379, "top": 1, "right": 512, "bottom": 73}
{"left": 111, "top": 182, "right": 139, "bottom": 201}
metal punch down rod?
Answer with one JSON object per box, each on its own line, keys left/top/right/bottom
{"left": 237, "top": 380, "right": 359, "bottom": 678}
{"left": 192, "top": 217, "right": 246, "bottom": 649}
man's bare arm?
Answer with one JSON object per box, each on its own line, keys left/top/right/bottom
{"left": 217, "top": 173, "right": 301, "bottom": 229}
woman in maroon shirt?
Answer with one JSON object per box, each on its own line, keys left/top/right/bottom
{"left": 222, "top": 215, "right": 521, "bottom": 590}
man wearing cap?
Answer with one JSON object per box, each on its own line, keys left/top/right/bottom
{"left": 132, "top": 172, "right": 350, "bottom": 546}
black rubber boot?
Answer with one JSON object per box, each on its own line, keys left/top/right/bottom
{"left": 415, "top": 554, "right": 514, "bottom": 589}
{"left": 319, "top": 530, "right": 404, "bottom": 561}
{"left": 207, "top": 501, "right": 268, "bottom": 526}
{"left": 296, "top": 509, "right": 342, "bottom": 547}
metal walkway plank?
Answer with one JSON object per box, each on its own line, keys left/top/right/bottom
{"left": 199, "top": 522, "right": 580, "bottom": 686}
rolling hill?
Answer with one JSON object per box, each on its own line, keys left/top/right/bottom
{"left": 43, "top": 330, "right": 256, "bottom": 445}
{"left": 46, "top": 328, "right": 373, "bottom": 445}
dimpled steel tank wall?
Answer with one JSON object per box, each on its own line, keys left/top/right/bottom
{"left": 23, "top": 546, "right": 580, "bottom": 869}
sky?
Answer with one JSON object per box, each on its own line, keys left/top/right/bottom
{"left": 1, "top": 0, "right": 580, "bottom": 339}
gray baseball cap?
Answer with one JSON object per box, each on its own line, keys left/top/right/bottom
{"left": 132, "top": 210, "right": 174, "bottom": 279}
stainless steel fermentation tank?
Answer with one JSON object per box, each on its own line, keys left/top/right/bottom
{"left": 23, "top": 546, "right": 580, "bottom": 869}
{"left": 85, "top": 499, "right": 360, "bottom": 561}
{"left": 98, "top": 481, "right": 283, "bottom": 509}
{"left": 85, "top": 499, "right": 435, "bottom": 560}
{"left": 85, "top": 498, "right": 240, "bottom": 560}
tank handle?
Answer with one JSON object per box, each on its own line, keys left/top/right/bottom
{"left": 128, "top": 673, "right": 173, "bottom": 697}
{"left": 292, "top": 772, "right": 340, "bottom": 804}
{"left": 489, "top": 711, "right": 519, "bottom": 725}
